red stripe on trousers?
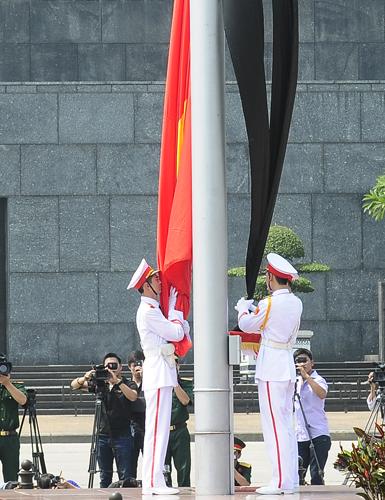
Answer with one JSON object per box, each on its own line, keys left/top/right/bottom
{"left": 266, "top": 381, "right": 282, "bottom": 489}
{"left": 150, "top": 388, "right": 161, "bottom": 488}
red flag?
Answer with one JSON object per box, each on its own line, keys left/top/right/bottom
{"left": 157, "top": 0, "right": 192, "bottom": 357}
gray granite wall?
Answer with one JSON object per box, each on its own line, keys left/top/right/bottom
{"left": 1, "top": 0, "right": 385, "bottom": 364}
{"left": 1, "top": 0, "right": 385, "bottom": 82}
{"left": 0, "top": 81, "right": 384, "bottom": 363}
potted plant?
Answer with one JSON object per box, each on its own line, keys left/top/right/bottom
{"left": 228, "top": 225, "right": 330, "bottom": 300}
{"left": 335, "top": 426, "right": 385, "bottom": 499}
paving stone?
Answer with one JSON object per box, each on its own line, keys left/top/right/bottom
{"left": 315, "top": 0, "right": 384, "bottom": 42}
{"left": 363, "top": 213, "right": 385, "bottom": 270}
{"left": 21, "top": 145, "right": 96, "bottom": 195}
{"left": 307, "top": 320, "right": 363, "bottom": 361}
{"left": 0, "top": 44, "right": 30, "bottom": 81}
{"left": 226, "top": 143, "right": 249, "bottom": 194}
{"left": 6, "top": 84, "right": 36, "bottom": 94}
{"left": 59, "top": 197, "right": 110, "bottom": 272}
{"left": 9, "top": 273, "right": 98, "bottom": 323}
{"left": 134, "top": 93, "right": 163, "bottom": 143}
{"left": 315, "top": 43, "right": 358, "bottom": 80}
{"left": 31, "top": 44, "right": 78, "bottom": 81}
{"left": 225, "top": 92, "right": 247, "bottom": 143}
{"left": 8, "top": 324, "right": 60, "bottom": 364}
{"left": 362, "top": 93, "right": 385, "bottom": 142}
{"left": 298, "top": 272, "right": 327, "bottom": 321}
{"left": 57, "top": 323, "right": 140, "bottom": 364}
{"left": 126, "top": 44, "right": 168, "bottom": 82}
{"left": 280, "top": 144, "right": 323, "bottom": 194}
{"left": 97, "top": 144, "right": 159, "bottom": 195}
{"left": 327, "top": 270, "right": 383, "bottom": 321}
{"left": 0, "top": 145, "right": 20, "bottom": 196}
{"left": 59, "top": 94, "right": 134, "bottom": 143}
{"left": 0, "top": 0, "right": 30, "bottom": 43}
{"left": 272, "top": 194, "right": 312, "bottom": 261}
{"left": 313, "top": 194, "right": 362, "bottom": 270}
{"left": 102, "top": 0, "right": 172, "bottom": 43}
{"left": 110, "top": 196, "right": 157, "bottom": 271}
{"left": 99, "top": 272, "right": 139, "bottom": 323}
{"left": 324, "top": 143, "right": 385, "bottom": 193}
{"left": 359, "top": 43, "right": 385, "bottom": 80}
{"left": 8, "top": 197, "right": 59, "bottom": 272}
{"left": 290, "top": 92, "right": 360, "bottom": 142}
{"left": 78, "top": 44, "right": 125, "bottom": 81}
{"left": 227, "top": 194, "right": 250, "bottom": 269}
{"left": 0, "top": 94, "right": 57, "bottom": 143}
{"left": 299, "top": 43, "right": 315, "bottom": 81}
{"left": 31, "top": 0, "right": 100, "bottom": 43}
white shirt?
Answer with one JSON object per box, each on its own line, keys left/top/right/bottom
{"left": 367, "top": 394, "right": 376, "bottom": 411}
{"left": 136, "top": 296, "right": 184, "bottom": 391}
{"left": 239, "top": 289, "right": 303, "bottom": 382}
{"left": 295, "top": 370, "right": 330, "bottom": 441}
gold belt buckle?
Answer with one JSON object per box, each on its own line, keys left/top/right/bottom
{"left": 0, "top": 430, "right": 11, "bottom": 436}
{"left": 169, "top": 425, "right": 176, "bottom": 431}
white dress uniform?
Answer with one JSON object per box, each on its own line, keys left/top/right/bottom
{"left": 127, "top": 259, "right": 189, "bottom": 495}
{"left": 237, "top": 254, "right": 303, "bottom": 494}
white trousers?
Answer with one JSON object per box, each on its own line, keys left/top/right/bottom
{"left": 142, "top": 386, "right": 172, "bottom": 489}
{"left": 258, "top": 380, "right": 298, "bottom": 491}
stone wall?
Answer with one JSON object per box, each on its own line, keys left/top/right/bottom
{"left": 1, "top": 80, "right": 384, "bottom": 363}
{"left": 1, "top": 0, "right": 385, "bottom": 363}
{"left": 1, "top": 1, "right": 385, "bottom": 82}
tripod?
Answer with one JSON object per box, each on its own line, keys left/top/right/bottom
{"left": 87, "top": 390, "right": 106, "bottom": 488}
{"left": 342, "top": 387, "right": 385, "bottom": 486}
{"left": 18, "top": 389, "right": 47, "bottom": 478}
{"left": 294, "top": 378, "right": 324, "bottom": 485}
{"left": 364, "top": 388, "right": 385, "bottom": 436}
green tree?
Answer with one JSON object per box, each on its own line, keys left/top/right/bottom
{"left": 363, "top": 175, "right": 385, "bottom": 222}
{"left": 228, "top": 225, "right": 330, "bottom": 300}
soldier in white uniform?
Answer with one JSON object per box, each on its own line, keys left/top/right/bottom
{"left": 236, "top": 253, "right": 303, "bottom": 496}
{"left": 127, "top": 259, "right": 189, "bottom": 495}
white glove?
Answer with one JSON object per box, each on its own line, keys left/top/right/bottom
{"left": 168, "top": 286, "right": 178, "bottom": 311}
{"left": 235, "top": 297, "right": 254, "bottom": 314}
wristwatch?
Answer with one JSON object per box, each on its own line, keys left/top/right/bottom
{"left": 115, "top": 380, "right": 123, "bottom": 388}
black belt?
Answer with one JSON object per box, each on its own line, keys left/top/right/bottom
{"left": 169, "top": 422, "right": 187, "bottom": 432}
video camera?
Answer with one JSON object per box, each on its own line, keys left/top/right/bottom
{"left": 0, "top": 353, "right": 12, "bottom": 376}
{"left": 87, "top": 362, "right": 118, "bottom": 394}
{"left": 37, "top": 473, "right": 61, "bottom": 489}
{"left": 372, "top": 363, "right": 385, "bottom": 388}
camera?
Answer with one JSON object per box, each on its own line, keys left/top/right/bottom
{"left": 37, "top": 473, "right": 61, "bottom": 489}
{"left": 0, "top": 353, "right": 12, "bottom": 376}
{"left": 295, "top": 356, "right": 308, "bottom": 365}
{"left": 372, "top": 363, "right": 385, "bottom": 388}
{"left": 134, "top": 360, "right": 143, "bottom": 367}
{"left": 87, "top": 364, "right": 110, "bottom": 394}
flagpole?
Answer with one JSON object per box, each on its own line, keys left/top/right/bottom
{"left": 190, "top": 0, "right": 232, "bottom": 495}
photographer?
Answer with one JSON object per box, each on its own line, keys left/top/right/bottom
{"left": 127, "top": 350, "right": 145, "bottom": 479}
{"left": 0, "top": 353, "right": 27, "bottom": 482}
{"left": 294, "top": 348, "right": 330, "bottom": 485}
{"left": 367, "top": 371, "right": 377, "bottom": 411}
{"left": 70, "top": 352, "right": 137, "bottom": 487}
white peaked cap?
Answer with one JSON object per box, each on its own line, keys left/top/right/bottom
{"left": 266, "top": 252, "right": 298, "bottom": 282}
{"left": 127, "top": 258, "right": 158, "bottom": 290}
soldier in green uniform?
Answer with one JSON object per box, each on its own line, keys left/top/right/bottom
{"left": 234, "top": 437, "right": 252, "bottom": 486}
{"left": 0, "top": 354, "right": 27, "bottom": 482}
{"left": 164, "top": 359, "right": 193, "bottom": 487}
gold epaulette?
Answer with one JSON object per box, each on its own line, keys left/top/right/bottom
{"left": 239, "top": 461, "right": 251, "bottom": 468}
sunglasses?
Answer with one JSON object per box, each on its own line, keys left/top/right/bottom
{"left": 105, "top": 362, "right": 118, "bottom": 370}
